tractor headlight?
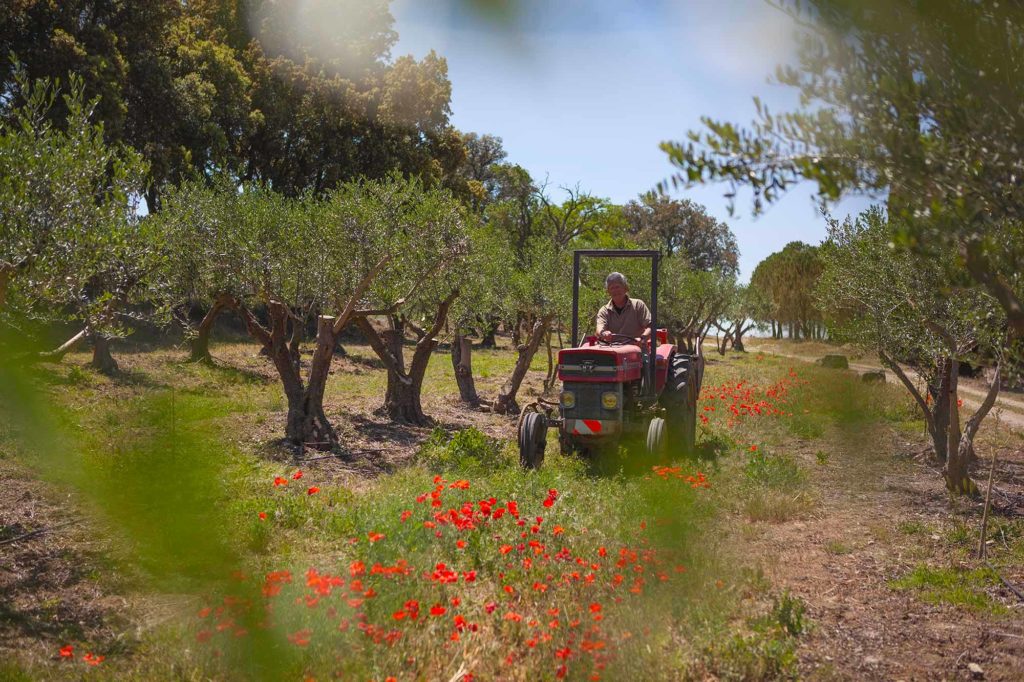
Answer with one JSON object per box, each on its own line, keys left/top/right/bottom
{"left": 601, "top": 391, "right": 619, "bottom": 409}
{"left": 560, "top": 391, "right": 576, "bottom": 409}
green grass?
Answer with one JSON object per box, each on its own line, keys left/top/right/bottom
{"left": 890, "top": 564, "right": 1005, "bottom": 613}
{"left": 824, "top": 540, "right": 852, "bottom": 555}
{"left": 7, "top": 340, "right": 1018, "bottom": 679}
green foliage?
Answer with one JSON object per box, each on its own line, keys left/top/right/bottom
{"left": 749, "top": 242, "right": 824, "bottom": 338}
{"left": 0, "top": 71, "right": 159, "bottom": 339}
{"left": 623, "top": 192, "right": 738, "bottom": 272}
{"left": 744, "top": 451, "right": 806, "bottom": 490}
{"left": 1, "top": 0, "right": 460, "bottom": 206}
{"left": 702, "top": 591, "right": 806, "bottom": 680}
{"left": 417, "top": 427, "right": 513, "bottom": 474}
{"left": 891, "top": 565, "right": 1004, "bottom": 613}
{"left": 662, "top": 0, "right": 1024, "bottom": 339}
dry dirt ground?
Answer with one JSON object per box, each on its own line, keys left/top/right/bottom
{"left": 2, "top": 338, "right": 1023, "bottom": 680}
{"left": 735, "top": 344, "right": 1024, "bottom": 681}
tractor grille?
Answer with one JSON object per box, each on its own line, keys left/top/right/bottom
{"left": 558, "top": 353, "right": 619, "bottom": 381}
{"left": 561, "top": 381, "right": 621, "bottom": 421}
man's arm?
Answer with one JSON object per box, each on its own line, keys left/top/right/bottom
{"left": 638, "top": 301, "right": 652, "bottom": 338}
{"left": 596, "top": 306, "right": 609, "bottom": 338}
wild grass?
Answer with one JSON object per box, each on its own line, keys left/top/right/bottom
{"left": 4, "top": 340, "right": 968, "bottom": 680}
{"left": 890, "top": 564, "right": 1005, "bottom": 614}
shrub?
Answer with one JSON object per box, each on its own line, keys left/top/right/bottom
{"left": 417, "top": 427, "right": 512, "bottom": 474}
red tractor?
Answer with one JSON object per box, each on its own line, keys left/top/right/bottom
{"left": 518, "top": 249, "right": 703, "bottom": 468}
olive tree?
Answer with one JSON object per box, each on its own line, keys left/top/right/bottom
{"left": 349, "top": 181, "right": 470, "bottom": 425}
{"left": 160, "top": 175, "right": 465, "bottom": 447}
{"left": 818, "top": 207, "right": 1005, "bottom": 493}
{"left": 662, "top": 0, "right": 1024, "bottom": 346}
{"left": 0, "top": 73, "right": 157, "bottom": 372}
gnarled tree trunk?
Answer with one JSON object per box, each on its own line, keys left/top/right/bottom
{"left": 451, "top": 333, "right": 479, "bottom": 404}
{"left": 479, "top": 315, "right": 498, "bottom": 349}
{"left": 190, "top": 293, "right": 236, "bottom": 362}
{"left": 732, "top": 320, "right": 752, "bottom": 352}
{"left": 948, "top": 362, "right": 1000, "bottom": 495}
{"left": 90, "top": 333, "right": 118, "bottom": 374}
{"left": 37, "top": 328, "right": 88, "bottom": 363}
{"left": 881, "top": 350, "right": 954, "bottom": 462}
{"left": 356, "top": 292, "right": 458, "bottom": 426}
{"left": 494, "top": 313, "right": 553, "bottom": 415}
{"left": 239, "top": 302, "right": 338, "bottom": 449}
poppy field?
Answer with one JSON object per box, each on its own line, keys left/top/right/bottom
{"left": 3, "top": 343, "right": 1023, "bottom": 680}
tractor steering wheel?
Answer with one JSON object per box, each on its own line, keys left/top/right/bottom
{"left": 598, "top": 333, "right": 637, "bottom": 346}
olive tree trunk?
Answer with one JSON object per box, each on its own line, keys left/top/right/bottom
{"left": 90, "top": 333, "right": 119, "bottom": 374}
{"left": 451, "top": 333, "right": 480, "bottom": 404}
{"left": 37, "top": 328, "right": 88, "bottom": 363}
{"left": 948, "top": 362, "right": 1000, "bottom": 495}
{"left": 880, "top": 350, "right": 956, "bottom": 462}
{"left": 355, "top": 292, "right": 459, "bottom": 426}
{"left": 189, "top": 293, "right": 237, "bottom": 362}
{"left": 238, "top": 301, "right": 338, "bottom": 448}
{"left": 494, "top": 313, "right": 554, "bottom": 415}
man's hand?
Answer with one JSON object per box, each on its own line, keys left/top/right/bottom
{"left": 599, "top": 330, "right": 613, "bottom": 341}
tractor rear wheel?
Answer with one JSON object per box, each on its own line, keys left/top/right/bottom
{"left": 519, "top": 412, "right": 547, "bottom": 469}
{"left": 646, "top": 417, "right": 667, "bottom": 460}
{"left": 660, "top": 353, "right": 697, "bottom": 456}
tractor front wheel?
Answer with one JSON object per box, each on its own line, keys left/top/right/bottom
{"left": 519, "top": 412, "right": 548, "bottom": 469}
{"left": 646, "top": 417, "right": 667, "bottom": 460}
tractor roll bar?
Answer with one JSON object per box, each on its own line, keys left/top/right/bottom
{"left": 571, "top": 249, "right": 660, "bottom": 398}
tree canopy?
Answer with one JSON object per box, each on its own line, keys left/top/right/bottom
{"left": 661, "top": 0, "right": 1024, "bottom": 339}
{"left": 1, "top": 0, "right": 460, "bottom": 209}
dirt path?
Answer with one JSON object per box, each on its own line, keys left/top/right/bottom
{"left": 749, "top": 344, "right": 1024, "bottom": 433}
{"left": 727, "top": 354, "right": 1024, "bottom": 680}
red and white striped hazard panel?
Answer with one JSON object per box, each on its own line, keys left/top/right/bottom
{"left": 568, "top": 419, "right": 604, "bottom": 435}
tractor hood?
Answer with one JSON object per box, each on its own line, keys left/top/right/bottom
{"left": 557, "top": 344, "right": 643, "bottom": 383}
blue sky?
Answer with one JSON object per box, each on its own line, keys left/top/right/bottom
{"left": 390, "top": 0, "right": 875, "bottom": 280}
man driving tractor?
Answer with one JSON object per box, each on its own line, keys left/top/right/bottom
{"left": 517, "top": 251, "right": 700, "bottom": 470}
{"left": 596, "top": 272, "right": 652, "bottom": 342}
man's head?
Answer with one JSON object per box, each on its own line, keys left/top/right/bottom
{"left": 605, "top": 272, "right": 628, "bottom": 305}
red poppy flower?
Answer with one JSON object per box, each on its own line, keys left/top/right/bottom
{"left": 292, "top": 470, "right": 304, "bottom": 480}
{"left": 368, "top": 532, "right": 385, "bottom": 542}
{"left": 273, "top": 476, "right": 288, "bottom": 487}
{"left": 59, "top": 645, "right": 74, "bottom": 659}
{"left": 450, "top": 479, "right": 470, "bottom": 489}
{"left": 307, "top": 486, "right": 320, "bottom": 495}
{"left": 400, "top": 510, "right": 412, "bottom": 522}
{"left": 83, "top": 652, "right": 105, "bottom": 666}
{"left": 456, "top": 539, "right": 466, "bottom": 549}
{"left": 258, "top": 512, "right": 267, "bottom": 521}
{"left": 287, "top": 629, "right": 312, "bottom": 647}
{"left": 598, "top": 547, "right": 607, "bottom": 557}
{"left": 429, "top": 604, "right": 447, "bottom": 616}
